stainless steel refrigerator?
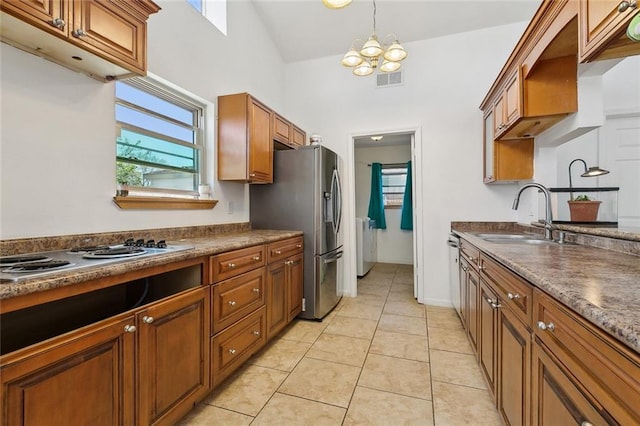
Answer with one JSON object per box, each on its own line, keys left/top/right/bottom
{"left": 250, "top": 145, "right": 343, "bottom": 320}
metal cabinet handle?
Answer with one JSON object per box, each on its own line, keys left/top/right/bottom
{"left": 124, "top": 325, "right": 136, "bottom": 333}
{"left": 252, "top": 288, "right": 260, "bottom": 293}
{"left": 142, "top": 316, "right": 154, "bottom": 324}
{"left": 581, "top": 422, "right": 594, "bottom": 426}
{"left": 252, "top": 256, "right": 261, "bottom": 261}
{"left": 51, "top": 18, "right": 65, "bottom": 29}
{"left": 462, "top": 265, "right": 468, "bottom": 272}
{"left": 537, "top": 321, "right": 555, "bottom": 332}
{"left": 274, "top": 250, "right": 282, "bottom": 255}
{"left": 285, "top": 260, "right": 293, "bottom": 266}
{"left": 228, "top": 263, "right": 236, "bottom": 269}
{"left": 507, "top": 293, "right": 521, "bottom": 300}
{"left": 618, "top": 0, "right": 637, "bottom": 13}
{"left": 485, "top": 298, "right": 501, "bottom": 309}
{"left": 253, "top": 330, "right": 260, "bottom": 336}
{"left": 296, "top": 244, "right": 302, "bottom": 248}
{"left": 467, "top": 255, "right": 475, "bottom": 262}
{"left": 249, "top": 173, "right": 256, "bottom": 177}
{"left": 228, "top": 348, "right": 236, "bottom": 355}
{"left": 72, "top": 28, "right": 87, "bottom": 38}
{"left": 228, "top": 300, "right": 237, "bottom": 306}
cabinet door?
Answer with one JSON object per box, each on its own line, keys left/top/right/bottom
{"left": 497, "top": 304, "right": 531, "bottom": 426}
{"left": 272, "top": 112, "right": 291, "bottom": 144}
{"left": 0, "top": 315, "right": 135, "bottom": 426}
{"left": 247, "top": 97, "right": 273, "bottom": 183}
{"left": 504, "top": 70, "right": 521, "bottom": 127}
{"left": 479, "top": 280, "right": 498, "bottom": 395}
{"left": 0, "top": 0, "right": 67, "bottom": 36}
{"left": 580, "top": 0, "right": 640, "bottom": 61}
{"left": 483, "top": 110, "right": 495, "bottom": 183}
{"left": 532, "top": 341, "right": 611, "bottom": 426}
{"left": 70, "top": 0, "right": 147, "bottom": 74}
{"left": 136, "top": 287, "right": 210, "bottom": 426}
{"left": 287, "top": 253, "right": 304, "bottom": 322}
{"left": 459, "top": 258, "right": 469, "bottom": 326}
{"left": 291, "top": 125, "right": 306, "bottom": 146}
{"left": 467, "top": 267, "right": 480, "bottom": 354}
{"left": 493, "top": 96, "right": 506, "bottom": 136}
{"left": 266, "top": 260, "right": 287, "bottom": 339}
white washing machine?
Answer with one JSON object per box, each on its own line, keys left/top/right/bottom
{"left": 356, "top": 217, "right": 377, "bottom": 277}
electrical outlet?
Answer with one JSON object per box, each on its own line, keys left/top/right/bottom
{"left": 228, "top": 200, "right": 234, "bottom": 214}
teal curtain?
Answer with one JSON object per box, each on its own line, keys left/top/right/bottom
{"left": 367, "top": 162, "right": 386, "bottom": 229}
{"left": 400, "top": 160, "right": 413, "bottom": 230}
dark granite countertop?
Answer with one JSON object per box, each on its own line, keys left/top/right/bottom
{"left": 0, "top": 229, "right": 302, "bottom": 302}
{"left": 451, "top": 222, "right": 640, "bottom": 354}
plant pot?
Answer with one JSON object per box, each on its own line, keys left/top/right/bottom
{"left": 116, "top": 184, "right": 129, "bottom": 197}
{"left": 568, "top": 200, "right": 601, "bottom": 222}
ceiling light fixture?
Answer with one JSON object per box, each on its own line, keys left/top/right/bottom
{"left": 371, "top": 135, "right": 384, "bottom": 141}
{"left": 340, "top": 0, "right": 407, "bottom": 77}
{"left": 323, "top": 0, "right": 352, "bottom": 9}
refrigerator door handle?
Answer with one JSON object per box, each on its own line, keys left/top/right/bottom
{"left": 330, "top": 169, "right": 342, "bottom": 235}
{"left": 323, "top": 250, "right": 344, "bottom": 264}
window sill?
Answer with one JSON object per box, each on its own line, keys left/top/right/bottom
{"left": 384, "top": 205, "right": 402, "bottom": 210}
{"left": 113, "top": 196, "right": 218, "bottom": 210}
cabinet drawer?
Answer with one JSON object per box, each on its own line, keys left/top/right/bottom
{"left": 211, "top": 306, "right": 266, "bottom": 387}
{"left": 210, "top": 245, "right": 266, "bottom": 283}
{"left": 212, "top": 268, "right": 266, "bottom": 334}
{"left": 267, "top": 237, "right": 304, "bottom": 264}
{"left": 480, "top": 254, "right": 532, "bottom": 324}
{"left": 459, "top": 238, "right": 480, "bottom": 270}
{"left": 534, "top": 291, "right": 640, "bottom": 424}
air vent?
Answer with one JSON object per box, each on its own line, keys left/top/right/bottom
{"left": 376, "top": 70, "right": 403, "bottom": 88}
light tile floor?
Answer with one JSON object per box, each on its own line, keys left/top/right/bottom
{"left": 178, "top": 263, "right": 502, "bottom": 425}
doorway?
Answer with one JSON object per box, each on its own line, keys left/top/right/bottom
{"left": 345, "top": 128, "right": 423, "bottom": 302}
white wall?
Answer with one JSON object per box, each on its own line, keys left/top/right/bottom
{"left": 0, "top": 0, "right": 285, "bottom": 239}
{"left": 284, "top": 22, "right": 530, "bottom": 306}
{"left": 354, "top": 144, "right": 413, "bottom": 264}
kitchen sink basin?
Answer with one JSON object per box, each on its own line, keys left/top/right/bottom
{"left": 471, "top": 233, "right": 543, "bottom": 240}
{"left": 482, "top": 238, "right": 555, "bottom": 245}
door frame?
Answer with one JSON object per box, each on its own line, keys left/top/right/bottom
{"left": 344, "top": 126, "right": 424, "bottom": 303}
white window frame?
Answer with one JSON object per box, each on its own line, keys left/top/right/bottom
{"left": 381, "top": 164, "right": 408, "bottom": 209}
{"left": 186, "top": 0, "right": 227, "bottom": 35}
{"left": 115, "top": 76, "right": 206, "bottom": 198}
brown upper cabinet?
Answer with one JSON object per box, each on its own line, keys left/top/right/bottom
{"left": 218, "top": 93, "right": 306, "bottom": 183}
{"left": 580, "top": 0, "right": 640, "bottom": 62}
{"left": 0, "top": 0, "right": 160, "bottom": 80}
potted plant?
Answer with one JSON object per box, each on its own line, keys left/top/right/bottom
{"left": 116, "top": 180, "right": 129, "bottom": 197}
{"left": 568, "top": 195, "right": 601, "bottom": 222}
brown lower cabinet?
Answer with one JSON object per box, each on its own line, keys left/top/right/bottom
{"left": 458, "top": 236, "right": 640, "bottom": 425}
{"left": 0, "top": 285, "right": 210, "bottom": 426}
{"left": 266, "top": 252, "right": 303, "bottom": 339}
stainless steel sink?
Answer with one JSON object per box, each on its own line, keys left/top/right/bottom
{"left": 482, "top": 238, "right": 555, "bottom": 245}
{"left": 471, "top": 233, "right": 543, "bottom": 240}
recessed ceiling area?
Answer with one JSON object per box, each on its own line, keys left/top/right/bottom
{"left": 354, "top": 132, "right": 412, "bottom": 148}
{"left": 250, "top": 0, "right": 541, "bottom": 63}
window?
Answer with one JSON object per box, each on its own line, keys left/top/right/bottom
{"left": 381, "top": 164, "right": 408, "bottom": 208}
{"left": 115, "top": 78, "right": 205, "bottom": 196}
{"left": 186, "top": 0, "right": 227, "bottom": 35}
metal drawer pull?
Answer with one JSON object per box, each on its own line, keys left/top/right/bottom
{"left": 467, "top": 255, "right": 475, "bottom": 262}
{"left": 296, "top": 244, "right": 302, "bottom": 248}
{"left": 462, "top": 265, "right": 468, "bottom": 272}
{"left": 581, "top": 422, "right": 594, "bottom": 426}
{"left": 252, "top": 256, "right": 261, "bottom": 261}
{"left": 72, "top": 28, "right": 87, "bottom": 38}
{"left": 253, "top": 330, "right": 260, "bottom": 336}
{"left": 249, "top": 173, "right": 256, "bottom": 177}
{"left": 228, "top": 348, "right": 236, "bottom": 355}
{"left": 274, "top": 250, "right": 282, "bottom": 255}
{"left": 618, "top": 0, "right": 637, "bottom": 13}
{"left": 51, "top": 18, "right": 65, "bottom": 29}
{"left": 142, "top": 316, "right": 154, "bottom": 324}
{"left": 507, "top": 293, "right": 521, "bottom": 300}
{"left": 252, "top": 288, "right": 260, "bottom": 293}
{"left": 124, "top": 325, "right": 136, "bottom": 333}
{"left": 228, "top": 300, "right": 237, "bottom": 306}
{"left": 485, "top": 298, "right": 501, "bottom": 309}
{"left": 537, "top": 321, "right": 555, "bottom": 332}
{"left": 228, "top": 263, "right": 236, "bottom": 269}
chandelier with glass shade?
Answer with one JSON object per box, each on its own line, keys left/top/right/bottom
{"left": 339, "top": 0, "right": 407, "bottom": 76}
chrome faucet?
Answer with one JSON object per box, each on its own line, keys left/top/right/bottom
{"left": 512, "top": 183, "right": 555, "bottom": 240}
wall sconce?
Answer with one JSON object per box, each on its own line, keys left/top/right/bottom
{"left": 568, "top": 158, "right": 609, "bottom": 200}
